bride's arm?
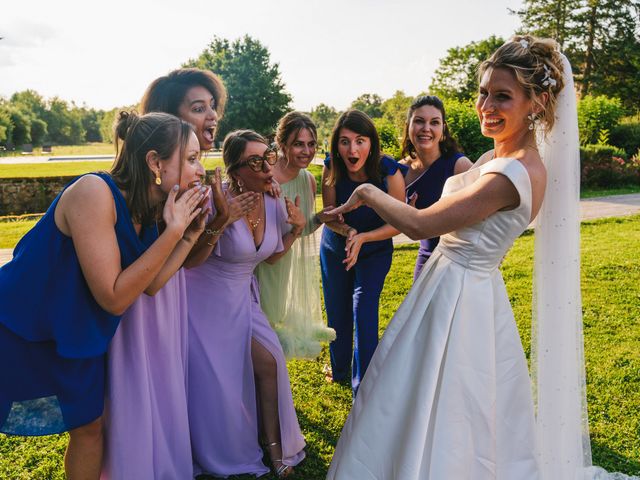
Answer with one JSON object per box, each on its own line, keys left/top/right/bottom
{"left": 331, "top": 173, "right": 519, "bottom": 241}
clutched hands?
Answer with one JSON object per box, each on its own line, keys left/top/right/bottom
{"left": 344, "top": 228, "right": 363, "bottom": 271}
{"left": 163, "top": 183, "right": 209, "bottom": 238}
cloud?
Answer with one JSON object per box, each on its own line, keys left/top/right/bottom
{"left": 0, "top": 19, "right": 57, "bottom": 48}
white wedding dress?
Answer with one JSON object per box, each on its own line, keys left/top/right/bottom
{"left": 327, "top": 157, "right": 540, "bottom": 480}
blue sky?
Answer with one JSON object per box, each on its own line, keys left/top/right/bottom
{"left": 1, "top": 0, "right": 524, "bottom": 111}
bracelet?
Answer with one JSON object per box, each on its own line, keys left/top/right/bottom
{"left": 205, "top": 226, "right": 223, "bottom": 236}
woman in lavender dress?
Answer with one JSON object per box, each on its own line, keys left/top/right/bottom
{"left": 186, "top": 130, "right": 306, "bottom": 478}
{"left": 102, "top": 69, "right": 258, "bottom": 479}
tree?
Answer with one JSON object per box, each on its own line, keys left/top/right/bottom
{"left": 9, "top": 90, "right": 48, "bottom": 145}
{"left": 309, "top": 103, "right": 340, "bottom": 149}
{"left": 510, "top": 0, "right": 581, "bottom": 49}
{"left": 350, "top": 93, "right": 383, "bottom": 118}
{"left": 381, "top": 90, "right": 413, "bottom": 137}
{"left": 512, "top": 0, "right": 640, "bottom": 107}
{"left": 0, "top": 103, "right": 11, "bottom": 145}
{"left": 429, "top": 36, "right": 505, "bottom": 102}
{"left": 373, "top": 117, "right": 402, "bottom": 159}
{"left": 43, "top": 97, "right": 85, "bottom": 145}
{"left": 78, "top": 107, "right": 104, "bottom": 142}
{"left": 185, "top": 35, "right": 292, "bottom": 140}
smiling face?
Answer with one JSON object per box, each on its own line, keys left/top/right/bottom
{"left": 337, "top": 128, "right": 371, "bottom": 175}
{"left": 283, "top": 128, "right": 317, "bottom": 169}
{"left": 409, "top": 105, "right": 444, "bottom": 155}
{"left": 232, "top": 141, "right": 274, "bottom": 193}
{"left": 156, "top": 131, "right": 204, "bottom": 193}
{"left": 178, "top": 85, "right": 219, "bottom": 151}
{"left": 476, "top": 67, "right": 534, "bottom": 142}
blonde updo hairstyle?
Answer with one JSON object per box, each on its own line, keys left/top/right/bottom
{"left": 478, "top": 35, "right": 565, "bottom": 132}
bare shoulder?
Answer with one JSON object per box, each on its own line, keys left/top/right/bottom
{"left": 57, "top": 174, "right": 117, "bottom": 233}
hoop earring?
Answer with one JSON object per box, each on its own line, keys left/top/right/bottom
{"left": 155, "top": 171, "right": 162, "bottom": 186}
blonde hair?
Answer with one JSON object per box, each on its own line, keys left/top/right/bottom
{"left": 478, "top": 35, "right": 565, "bottom": 131}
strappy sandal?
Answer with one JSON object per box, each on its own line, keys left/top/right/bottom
{"left": 265, "top": 441, "right": 294, "bottom": 478}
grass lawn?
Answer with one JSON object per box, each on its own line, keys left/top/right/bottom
{"left": 0, "top": 143, "right": 115, "bottom": 158}
{"left": 0, "top": 215, "right": 638, "bottom": 478}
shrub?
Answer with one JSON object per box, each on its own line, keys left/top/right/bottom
{"left": 610, "top": 117, "right": 640, "bottom": 158}
{"left": 578, "top": 96, "right": 624, "bottom": 145}
{"left": 373, "top": 117, "right": 402, "bottom": 159}
{"left": 580, "top": 144, "right": 640, "bottom": 187}
{"left": 444, "top": 98, "right": 493, "bottom": 162}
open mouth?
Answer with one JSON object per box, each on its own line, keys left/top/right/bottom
{"left": 347, "top": 157, "right": 359, "bottom": 165}
{"left": 202, "top": 125, "right": 216, "bottom": 143}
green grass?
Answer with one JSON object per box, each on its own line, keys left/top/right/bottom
{"left": 581, "top": 185, "right": 640, "bottom": 198}
{"left": 0, "top": 157, "right": 225, "bottom": 179}
{"left": 0, "top": 218, "right": 638, "bottom": 479}
{"left": 0, "top": 143, "right": 115, "bottom": 157}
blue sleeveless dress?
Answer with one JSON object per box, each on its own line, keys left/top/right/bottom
{"left": 0, "top": 172, "right": 156, "bottom": 435}
{"left": 405, "top": 152, "right": 463, "bottom": 280}
{"left": 320, "top": 155, "right": 408, "bottom": 396}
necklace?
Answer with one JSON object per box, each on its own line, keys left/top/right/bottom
{"left": 248, "top": 217, "right": 261, "bottom": 230}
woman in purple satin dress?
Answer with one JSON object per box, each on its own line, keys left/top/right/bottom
{"left": 186, "top": 130, "right": 306, "bottom": 478}
{"left": 101, "top": 69, "right": 258, "bottom": 479}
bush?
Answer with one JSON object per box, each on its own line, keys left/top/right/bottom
{"left": 445, "top": 98, "right": 493, "bottom": 161}
{"left": 578, "top": 96, "right": 624, "bottom": 145}
{"left": 373, "top": 117, "right": 402, "bottom": 159}
{"left": 580, "top": 144, "right": 640, "bottom": 187}
{"left": 610, "top": 117, "right": 640, "bottom": 158}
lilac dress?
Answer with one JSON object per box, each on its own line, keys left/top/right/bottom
{"left": 101, "top": 270, "right": 192, "bottom": 479}
{"left": 185, "top": 193, "right": 306, "bottom": 477}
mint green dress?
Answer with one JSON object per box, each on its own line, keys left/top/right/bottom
{"left": 255, "top": 169, "right": 335, "bottom": 359}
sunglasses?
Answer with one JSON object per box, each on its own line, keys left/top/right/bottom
{"left": 237, "top": 143, "right": 278, "bottom": 172}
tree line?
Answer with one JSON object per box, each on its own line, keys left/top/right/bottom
{"left": 1, "top": 0, "right": 638, "bottom": 160}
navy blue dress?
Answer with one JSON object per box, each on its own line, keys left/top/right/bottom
{"left": 405, "top": 152, "right": 464, "bottom": 280}
{"left": 0, "top": 173, "right": 156, "bottom": 435}
{"left": 320, "top": 155, "right": 408, "bottom": 396}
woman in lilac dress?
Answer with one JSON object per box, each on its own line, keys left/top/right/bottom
{"left": 186, "top": 130, "right": 306, "bottom": 478}
{"left": 399, "top": 95, "right": 472, "bottom": 280}
{"left": 102, "top": 69, "right": 258, "bottom": 479}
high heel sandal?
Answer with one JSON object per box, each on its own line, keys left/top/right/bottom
{"left": 265, "top": 441, "right": 294, "bottom": 478}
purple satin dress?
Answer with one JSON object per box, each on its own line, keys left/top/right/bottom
{"left": 101, "top": 270, "right": 192, "bottom": 479}
{"left": 185, "top": 193, "right": 306, "bottom": 477}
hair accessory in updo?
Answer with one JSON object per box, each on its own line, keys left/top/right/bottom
{"left": 519, "top": 39, "right": 529, "bottom": 49}
{"left": 541, "top": 64, "right": 557, "bottom": 88}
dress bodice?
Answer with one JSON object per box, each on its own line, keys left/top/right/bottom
{"left": 206, "top": 193, "right": 288, "bottom": 282}
{"left": 437, "top": 157, "right": 532, "bottom": 272}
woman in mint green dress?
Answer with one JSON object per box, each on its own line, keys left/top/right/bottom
{"left": 255, "top": 112, "right": 336, "bottom": 359}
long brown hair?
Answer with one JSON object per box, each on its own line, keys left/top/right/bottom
{"left": 326, "top": 109, "right": 381, "bottom": 187}
{"left": 110, "top": 111, "right": 193, "bottom": 225}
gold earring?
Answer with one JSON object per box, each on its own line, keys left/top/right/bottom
{"left": 155, "top": 171, "right": 162, "bottom": 186}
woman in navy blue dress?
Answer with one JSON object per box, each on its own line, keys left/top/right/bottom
{"left": 0, "top": 111, "right": 208, "bottom": 479}
{"left": 320, "top": 110, "right": 407, "bottom": 396}
{"left": 400, "top": 96, "right": 473, "bottom": 280}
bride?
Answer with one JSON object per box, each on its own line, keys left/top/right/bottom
{"left": 326, "top": 36, "right": 638, "bottom": 480}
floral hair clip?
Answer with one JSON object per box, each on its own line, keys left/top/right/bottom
{"left": 519, "top": 39, "right": 529, "bottom": 49}
{"left": 541, "top": 64, "right": 557, "bottom": 88}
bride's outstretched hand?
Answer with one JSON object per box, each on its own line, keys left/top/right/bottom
{"left": 326, "top": 184, "right": 369, "bottom": 216}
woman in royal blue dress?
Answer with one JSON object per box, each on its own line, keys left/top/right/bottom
{"left": 320, "top": 109, "right": 407, "bottom": 396}
{"left": 0, "top": 111, "right": 208, "bottom": 479}
{"left": 400, "top": 95, "right": 472, "bottom": 280}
